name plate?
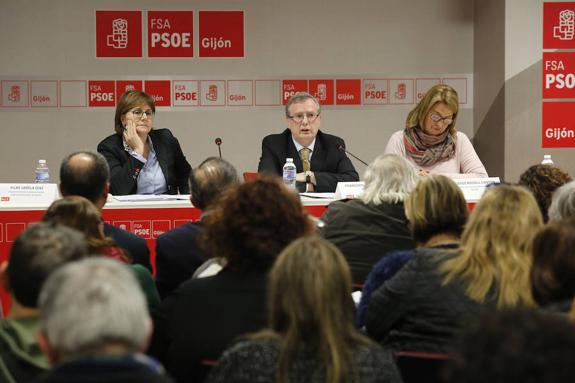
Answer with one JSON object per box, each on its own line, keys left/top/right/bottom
{"left": 453, "top": 177, "right": 500, "bottom": 202}
{"left": 334, "top": 182, "right": 365, "bottom": 200}
{"left": 0, "top": 183, "right": 60, "bottom": 207}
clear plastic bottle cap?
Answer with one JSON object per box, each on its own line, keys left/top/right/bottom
{"left": 286, "top": 158, "right": 293, "bottom": 162}
{"left": 39, "top": 159, "right": 46, "bottom": 164}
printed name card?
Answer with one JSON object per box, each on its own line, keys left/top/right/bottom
{"left": 334, "top": 182, "right": 365, "bottom": 200}
{"left": 453, "top": 177, "right": 501, "bottom": 202}
{"left": 0, "top": 184, "right": 60, "bottom": 207}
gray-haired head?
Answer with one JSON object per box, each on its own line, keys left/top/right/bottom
{"left": 39, "top": 258, "right": 150, "bottom": 362}
{"left": 548, "top": 180, "right": 575, "bottom": 221}
{"left": 360, "top": 154, "right": 418, "bottom": 205}
{"left": 285, "top": 92, "right": 321, "bottom": 118}
{"left": 190, "top": 157, "right": 240, "bottom": 210}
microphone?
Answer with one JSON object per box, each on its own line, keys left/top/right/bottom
{"left": 336, "top": 143, "right": 368, "bottom": 166}
{"left": 215, "top": 137, "right": 222, "bottom": 158}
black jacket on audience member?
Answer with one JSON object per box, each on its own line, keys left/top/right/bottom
{"left": 148, "top": 268, "right": 268, "bottom": 382}
{"left": 155, "top": 221, "right": 206, "bottom": 299}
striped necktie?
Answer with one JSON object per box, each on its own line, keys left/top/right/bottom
{"left": 299, "top": 148, "right": 311, "bottom": 172}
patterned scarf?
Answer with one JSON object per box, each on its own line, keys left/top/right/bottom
{"left": 403, "top": 127, "right": 457, "bottom": 167}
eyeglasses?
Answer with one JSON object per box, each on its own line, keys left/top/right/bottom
{"left": 129, "top": 109, "right": 154, "bottom": 119}
{"left": 429, "top": 111, "right": 453, "bottom": 126}
{"left": 288, "top": 112, "right": 320, "bottom": 123}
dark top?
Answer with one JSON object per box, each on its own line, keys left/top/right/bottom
{"left": 356, "top": 244, "right": 459, "bottom": 328}
{"left": 365, "top": 248, "right": 497, "bottom": 353}
{"left": 97, "top": 128, "right": 191, "bottom": 196}
{"left": 257, "top": 129, "right": 359, "bottom": 192}
{"left": 148, "top": 268, "right": 269, "bottom": 383}
{"left": 103, "top": 223, "right": 152, "bottom": 272}
{"left": 320, "top": 199, "right": 415, "bottom": 284}
{"left": 34, "top": 354, "right": 174, "bottom": 383}
{"left": 205, "top": 338, "right": 400, "bottom": 383}
{"left": 155, "top": 221, "right": 206, "bottom": 299}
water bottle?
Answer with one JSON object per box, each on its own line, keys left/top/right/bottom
{"left": 35, "top": 159, "right": 50, "bottom": 183}
{"left": 541, "top": 154, "right": 554, "bottom": 165}
{"left": 282, "top": 158, "right": 296, "bottom": 191}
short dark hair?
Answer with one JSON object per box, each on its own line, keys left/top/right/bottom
{"left": 7, "top": 223, "right": 88, "bottom": 307}
{"left": 201, "top": 176, "right": 314, "bottom": 273}
{"left": 190, "top": 157, "right": 239, "bottom": 210}
{"left": 60, "top": 151, "right": 109, "bottom": 203}
{"left": 531, "top": 217, "right": 575, "bottom": 306}
{"left": 518, "top": 164, "right": 572, "bottom": 222}
{"left": 445, "top": 309, "right": 575, "bottom": 383}
{"left": 115, "top": 91, "right": 155, "bottom": 134}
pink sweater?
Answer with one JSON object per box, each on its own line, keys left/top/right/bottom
{"left": 384, "top": 130, "right": 488, "bottom": 178}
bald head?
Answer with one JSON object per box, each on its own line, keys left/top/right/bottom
{"left": 60, "top": 152, "right": 110, "bottom": 206}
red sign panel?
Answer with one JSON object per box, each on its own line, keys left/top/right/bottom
{"left": 199, "top": 11, "right": 244, "bottom": 57}
{"left": 309, "top": 80, "right": 334, "bottom": 105}
{"left": 116, "top": 80, "right": 143, "bottom": 104}
{"left": 282, "top": 80, "right": 308, "bottom": 105}
{"left": 144, "top": 80, "right": 171, "bottom": 107}
{"left": 96, "top": 10, "right": 142, "bottom": 57}
{"left": 543, "top": 52, "right": 575, "bottom": 99}
{"left": 336, "top": 79, "right": 361, "bottom": 105}
{"left": 544, "top": 2, "right": 575, "bottom": 50}
{"left": 542, "top": 102, "right": 575, "bottom": 148}
{"left": 148, "top": 11, "right": 193, "bottom": 57}
{"left": 88, "top": 81, "right": 115, "bottom": 107}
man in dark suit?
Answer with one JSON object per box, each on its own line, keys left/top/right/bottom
{"left": 155, "top": 157, "right": 239, "bottom": 298}
{"left": 59, "top": 151, "right": 152, "bottom": 271}
{"left": 258, "top": 92, "right": 359, "bottom": 192}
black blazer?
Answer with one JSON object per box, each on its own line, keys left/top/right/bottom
{"left": 97, "top": 129, "right": 191, "bottom": 196}
{"left": 257, "top": 129, "right": 359, "bottom": 192}
{"left": 155, "top": 221, "right": 206, "bottom": 299}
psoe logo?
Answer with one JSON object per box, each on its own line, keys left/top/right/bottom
{"left": 1, "top": 196, "right": 10, "bottom": 202}
{"left": 554, "top": 10, "right": 575, "bottom": 41}
{"left": 107, "top": 18, "right": 129, "bottom": 48}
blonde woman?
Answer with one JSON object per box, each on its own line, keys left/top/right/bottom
{"left": 366, "top": 185, "right": 541, "bottom": 352}
{"left": 384, "top": 84, "right": 487, "bottom": 177}
{"left": 206, "top": 237, "right": 398, "bottom": 383}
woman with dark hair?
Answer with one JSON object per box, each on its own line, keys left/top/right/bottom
{"left": 518, "top": 164, "right": 572, "bottom": 222}
{"left": 531, "top": 217, "right": 575, "bottom": 312}
{"left": 149, "top": 176, "right": 315, "bottom": 382}
{"left": 41, "top": 196, "right": 160, "bottom": 310}
{"left": 356, "top": 175, "right": 468, "bottom": 327}
{"left": 206, "top": 236, "right": 397, "bottom": 383}
{"left": 97, "top": 90, "right": 191, "bottom": 195}
{"left": 366, "top": 185, "right": 542, "bottom": 352}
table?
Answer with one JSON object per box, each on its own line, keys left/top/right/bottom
{"left": 0, "top": 196, "right": 332, "bottom": 315}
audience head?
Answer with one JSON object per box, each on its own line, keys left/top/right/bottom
{"left": 114, "top": 90, "right": 155, "bottom": 134}
{"left": 1, "top": 223, "right": 87, "bottom": 309}
{"left": 548, "top": 180, "right": 575, "bottom": 221}
{"left": 201, "top": 176, "right": 314, "bottom": 273}
{"left": 266, "top": 236, "right": 369, "bottom": 383}
{"left": 59, "top": 151, "right": 110, "bottom": 207}
{"left": 360, "top": 154, "right": 418, "bottom": 205}
{"left": 190, "top": 157, "right": 240, "bottom": 210}
{"left": 404, "top": 175, "right": 468, "bottom": 245}
{"left": 442, "top": 185, "right": 542, "bottom": 307}
{"left": 531, "top": 217, "right": 575, "bottom": 307}
{"left": 406, "top": 84, "right": 459, "bottom": 134}
{"left": 445, "top": 309, "right": 575, "bottom": 383}
{"left": 518, "top": 164, "right": 572, "bottom": 222}
{"left": 42, "top": 196, "right": 125, "bottom": 260}
{"left": 38, "top": 258, "right": 150, "bottom": 364}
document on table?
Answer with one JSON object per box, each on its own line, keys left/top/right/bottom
{"left": 112, "top": 194, "right": 190, "bottom": 202}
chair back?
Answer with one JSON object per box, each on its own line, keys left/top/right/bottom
{"left": 394, "top": 351, "right": 449, "bottom": 383}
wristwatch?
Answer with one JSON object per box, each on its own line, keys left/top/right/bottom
{"left": 305, "top": 171, "right": 312, "bottom": 184}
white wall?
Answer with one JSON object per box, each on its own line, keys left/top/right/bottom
{"left": 0, "top": 0, "right": 475, "bottom": 182}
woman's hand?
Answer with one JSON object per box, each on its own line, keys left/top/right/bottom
{"left": 122, "top": 117, "right": 145, "bottom": 156}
